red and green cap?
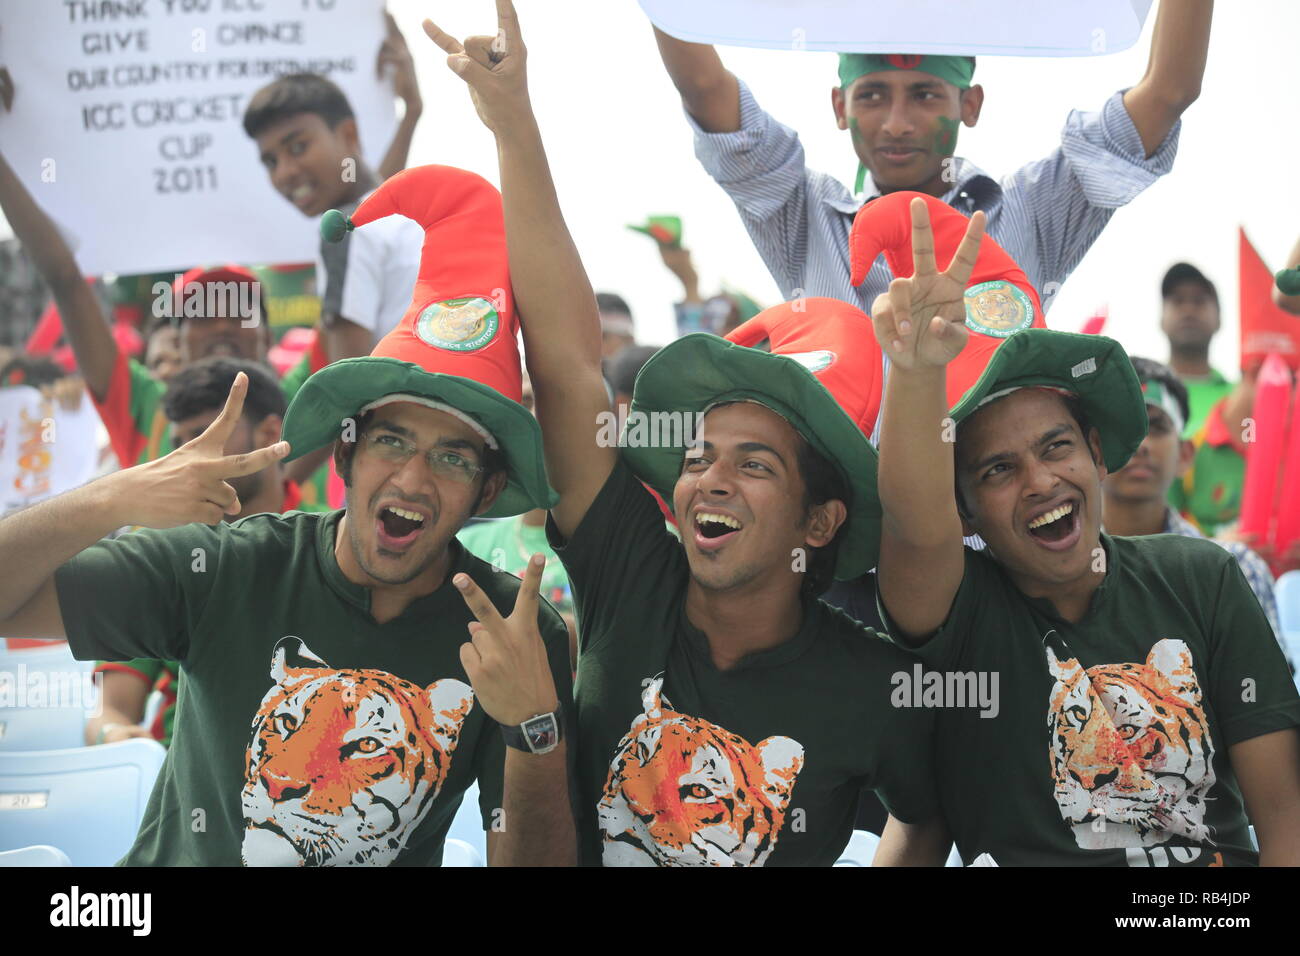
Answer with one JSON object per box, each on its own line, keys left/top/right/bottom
{"left": 281, "top": 165, "right": 555, "bottom": 518}
{"left": 851, "top": 190, "right": 1046, "bottom": 408}
{"left": 838, "top": 53, "right": 974, "bottom": 91}
{"left": 627, "top": 215, "right": 683, "bottom": 248}
{"left": 623, "top": 298, "right": 885, "bottom": 579}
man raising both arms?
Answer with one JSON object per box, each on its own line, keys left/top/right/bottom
{"left": 0, "top": 165, "right": 576, "bottom": 866}
{"left": 426, "top": 0, "right": 941, "bottom": 867}
{"left": 870, "top": 198, "right": 1300, "bottom": 866}
{"left": 650, "top": 1, "right": 1210, "bottom": 347}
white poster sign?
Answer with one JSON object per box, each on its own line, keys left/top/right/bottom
{"left": 0, "top": 0, "right": 396, "bottom": 276}
{"left": 0, "top": 386, "right": 100, "bottom": 517}
{"left": 639, "top": 0, "right": 1154, "bottom": 57}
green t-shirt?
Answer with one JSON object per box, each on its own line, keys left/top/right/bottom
{"left": 1168, "top": 407, "right": 1245, "bottom": 535}
{"left": 457, "top": 516, "right": 573, "bottom": 619}
{"left": 548, "top": 459, "right": 939, "bottom": 867}
{"left": 881, "top": 533, "right": 1300, "bottom": 867}
{"left": 55, "top": 511, "right": 575, "bottom": 867}
{"left": 1179, "top": 367, "right": 1233, "bottom": 437}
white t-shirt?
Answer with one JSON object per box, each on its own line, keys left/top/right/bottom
{"left": 316, "top": 192, "right": 423, "bottom": 342}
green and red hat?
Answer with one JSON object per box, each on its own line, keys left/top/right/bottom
{"left": 851, "top": 190, "right": 1047, "bottom": 407}
{"left": 624, "top": 299, "right": 884, "bottom": 579}
{"left": 280, "top": 165, "right": 555, "bottom": 518}
{"left": 947, "top": 328, "right": 1147, "bottom": 473}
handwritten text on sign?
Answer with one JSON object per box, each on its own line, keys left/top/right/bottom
{"left": 0, "top": 0, "right": 395, "bottom": 275}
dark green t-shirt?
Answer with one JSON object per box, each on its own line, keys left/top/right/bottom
{"left": 549, "top": 459, "right": 939, "bottom": 867}
{"left": 880, "top": 533, "right": 1300, "bottom": 867}
{"left": 55, "top": 510, "right": 574, "bottom": 867}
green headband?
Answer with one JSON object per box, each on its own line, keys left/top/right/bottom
{"left": 838, "top": 54, "right": 974, "bottom": 91}
{"left": 1139, "top": 379, "right": 1186, "bottom": 436}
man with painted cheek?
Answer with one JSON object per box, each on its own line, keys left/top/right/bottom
{"left": 648, "top": 1, "right": 1211, "bottom": 333}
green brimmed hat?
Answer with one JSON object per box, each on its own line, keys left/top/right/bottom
{"left": 948, "top": 328, "right": 1147, "bottom": 471}
{"left": 280, "top": 165, "right": 556, "bottom": 518}
{"left": 623, "top": 298, "right": 885, "bottom": 579}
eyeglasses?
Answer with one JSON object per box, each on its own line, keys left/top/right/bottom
{"left": 363, "top": 432, "right": 486, "bottom": 484}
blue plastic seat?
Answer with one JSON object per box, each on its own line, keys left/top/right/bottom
{"left": 445, "top": 780, "right": 489, "bottom": 862}
{"left": 440, "top": 838, "right": 485, "bottom": 867}
{"left": 0, "top": 844, "right": 71, "bottom": 866}
{"left": 0, "top": 739, "right": 165, "bottom": 866}
{"left": 1276, "top": 571, "right": 1300, "bottom": 682}
{"left": 0, "top": 644, "right": 97, "bottom": 752}
{"left": 833, "top": 829, "right": 882, "bottom": 866}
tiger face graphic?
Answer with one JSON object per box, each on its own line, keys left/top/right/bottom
{"left": 241, "top": 637, "right": 474, "bottom": 866}
{"left": 1046, "top": 639, "right": 1216, "bottom": 850}
{"left": 598, "top": 676, "right": 805, "bottom": 866}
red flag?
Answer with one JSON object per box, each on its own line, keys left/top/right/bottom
{"left": 1240, "top": 229, "right": 1300, "bottom": 371}
{"left": 1079, "top": 305, "right": 1108, "bottom": 335}
{"left": 1238, "top": 353, "right": 1291, "bottom": 545}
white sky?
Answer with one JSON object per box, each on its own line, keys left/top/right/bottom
{"left": 6, "top": 0, "right": 1298, "bottom": 374}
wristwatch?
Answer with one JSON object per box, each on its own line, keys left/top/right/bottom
{"left": 501, "top": 710, "right": 563, "bottom": 755}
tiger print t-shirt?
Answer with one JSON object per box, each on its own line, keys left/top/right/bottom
{"left": 879, "top": 533, "right": 1300, "bottom": 867}
{"left": 547, "top": 457, "right": 940, "bottom": 867}
{"left": 55, "top": 510, "right": 574, "bottom": 867}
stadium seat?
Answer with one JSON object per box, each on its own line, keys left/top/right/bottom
{"left": 1276, "top": 571, "right": 1300, "bottom": 679}
{"left": 441, "top": 838, "right": 485, "bottom": 867}
{"left": 0, "top": 738, "right": 165, "bottom": 866}
{"left": 446, "top": 780, "right": 489, "bottom": 861}
{"left": 0, "top": 844, "right": 71, "bottom": 866}
{"left": 0, "top": 643, "right": 97, "bottom": 752}
{"left": 833, "top": 829, "right": 881, "bottom": 866}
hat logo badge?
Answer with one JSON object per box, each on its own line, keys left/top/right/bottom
{"left": 784, "top": 349, "right": 836, "bottom": 373}
{"left": 963, "top": 280, "right": 1034, "bottom": 339}
{"left": 416, "top": 296, "right": 499, "bottom": 353}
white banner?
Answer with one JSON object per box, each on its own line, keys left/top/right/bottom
{"left": 640, "top": 0, "right": 1154, "bottom": 57}
{"left": 0, "top": 0, "right": 396, "bottom": 276}
{"left": 0, "top": 386, "right": 100, "bottom": 517}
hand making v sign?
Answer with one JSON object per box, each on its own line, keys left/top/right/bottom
{"left": 871, "top": 197, "right": 986, "bottom": 371}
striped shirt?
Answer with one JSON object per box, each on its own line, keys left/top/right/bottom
{"left": 695, "top": 82, "right": 1181, "bottom": 559}
{"left": 692, "top": 81, "right": 1180, "bottom": 446}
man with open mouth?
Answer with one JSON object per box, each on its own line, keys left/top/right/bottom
{"left": 0, "top": 164, "right": 577, "bottom": 866}
{"left": 870, "top": 198, "right": 1300, "bottom": 866}
{"left": 428, "top": 0, "right": 940, "bottom": 867}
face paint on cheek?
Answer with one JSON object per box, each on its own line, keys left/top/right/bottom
{"left": 848, "top": 116, "right": 862, "bottom": 144}
{"left": 934, "top": 115, "right": 960, "bottom": 157}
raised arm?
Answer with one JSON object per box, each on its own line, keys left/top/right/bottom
{"left": 651, "top": 26, "right": 740, "bottom": 133}
{"left": 376, "top": 10, "right": 424, "bottom": 181}
{"left": 1122, "top": 0, "right": 1213, "bottom": 157}
{"left": 872, "top": 199, "right": 984, "bottom": 642}
{"left": 0, "top": 150, "right": 116, "bottom": 400}
{"left": 424, "top": 1, "right": 616, "bottom": 539}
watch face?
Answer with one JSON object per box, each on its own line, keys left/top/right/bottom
{"left": 522, "top": 714, "right": 558, "bottom": 753}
